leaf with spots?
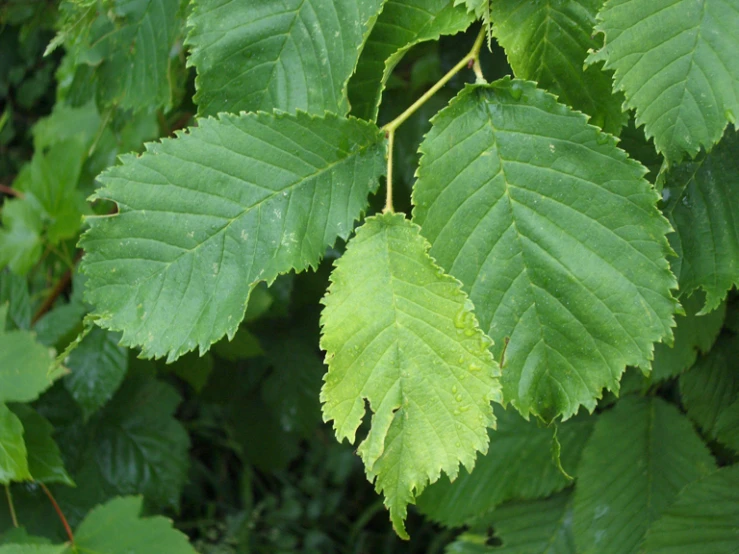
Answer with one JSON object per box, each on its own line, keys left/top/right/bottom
{"left": 320, "top": 212, "right": 501, "bottom": 538}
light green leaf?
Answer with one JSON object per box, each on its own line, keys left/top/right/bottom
{"left": 79, "top": 112, "right": 386, "bottom": 362}
{"left": 348, "top": 0, "right": 474, "bottom": 121}
{"left": 0, "top": 403, "right": 30, "bottom": 484}
{"left": 417, "top": 406, "right": 592, "bottom": 527}
{"left": 412, "top": 79, "right": 678, "bottom": 421}
{"left": 186, "top": 0, "right": 385, "bottom": 116}
{"left": 587, "top": 0, "right": 739, "bottom": 162}
{"left": 662, "top": 131, "right": 739, "bottom": 312}
{"left": 489, "top": 0, "right": 626, "bottom": 134}
{"left": 650, "top": 292, "right": 725, "bottom": 382}
{"left": 447, "top": 490, "right": 576, "bottom": 554}
{"left": 0, "top": 546, "right": 65, "bottom": 554}
{"left": 320, "top": 212, "right": 501, "bottom": 538}
{"left": 679, "top": 336, "right": 739, "bottom": 440}
{"left": 0, "top": 198, "right": 43, "bottom": 276}
{"left": 455, "top": 0, "right": 492, "bottom": 46}
{"left": 573, "top": 396, "right": 716, "bottom": 554}
{"left": 72, "top": 496, "right": 196, "bottom": 554}
{"left": 9, "top": 405, "right": 72, "bottom": 486}
{"left": 51, "top": 0, "right": 184, "bottom": 111}
{"left": 644, "top": 464, "right": 739, "bottom": 553}
{"left": 64, "top": 327, "right": 128, "bottom": 420}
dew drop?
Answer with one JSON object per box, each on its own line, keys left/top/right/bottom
{"left": 510, "top": 85, "right": 523, "bottom": 100}
{"left": 458, "top": 355, "right": 465, "bottom": 364}
{"left": 469, "top": 363, "right": 482, "bottom": 372}
{"left": 596, "top": 133, "right": 609, "bottom": 145}
{"left": 455, "top": 394, "right": 463, "bottom": 402}
{"left": 453, "top": 410, "right": 460, "bottom": 416}
{"left": 453, "top": 310, "right": 467, "bottom": 329}
{"left": 464, "top": 328, "right": 475, "bottom": 337}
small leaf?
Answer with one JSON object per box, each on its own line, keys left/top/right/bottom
{"left": 573, "top": 396, "right": 716, "bottom": 554}
{"left": 0, "top": 403, "right": 30, "bottom": 484}
{"left": 413, "top": 80, "right": 678, "bottom": 421}
{"left": 348, "top": 0, "right": 475, "bottom": 121}
{"left": 321, "top": 212, "right": 501, "bottom": 537}
{"left": 417, "top": 406, "right": 592, "bottom": 527}
{"left": 0, "top": 199, "right": 43, "bottom": 276}
{"left": 73, "top": 496, "right": 196, "bottom": 554}
{"left": 10, "top": 405, "right": 72, "bottom": 486}
{"left": 0, "top": 271, "right": 31, "bottom": 330}
{"left": 587, "top": 0, "right": 739, "bottom": 162}
{"left": 186, "top": 0, "right": 385, "bottom": 116}
{"left": 489, "top": 0, "right": 626, "bottom": 133}
{"left": 79, "top": 112, "right": 386, "bottom": 362}
{"left": 662, "top": 131, "right": 739, "bottom": 312}
{"left": 644, "top": 464, "right": 739, "bottom": 553}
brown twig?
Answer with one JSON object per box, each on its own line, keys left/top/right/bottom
{"left": 31, "top": 250, "right": 84, "bottom": 325}
{"left": 40, "top": 483, "right": 74, "bottom": 544}
{"left": 0, "top": 183, "right": 23, "bottom": 199}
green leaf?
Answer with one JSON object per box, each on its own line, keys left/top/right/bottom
{"left": 662, "top": 131, "right": 739, "bottom": 312}
{"left": 79, "top": 112, "right": 386, "bottom": 362}
{"left": 186, "top": 0, "right": 385, "bottom": 116}
{"left": 417, "top": 406, "right": 593, "bottom": 527}
{"left": 650, "top": 292, "right": 725, "bottom": 382}
{"left": 489, "top": 0, "right": 626, "bottom": 134}
{"left": 455, "top": 1, "right": 492, "bottom": 46}
{"left": 10, "top": 405, "right": 72, "bottom": 486}
{"left": 0, "top": 403, "right": 30, "bottom": 484}
{"left": 0, "top": 198, "right": 43, "bottom": 275}
{"left": 0, "top": 271, "right": 30, "bottom": 330}
{"left": 412, "top": 80, "right": 678, "bottom": 421}
{"left": 64, "top": 327, "right": 128, "bottom": 419}
{"left": 320, "top": 212, "right": 501, "bottom": 538}
{"left": 573, "top": 396, "right": 716, "bottom": 554}
{"left": 50, "top": 0, "right": 184, "bottom": 112}
{"left": 72, "top": 496, "right": 196, "bottom": 554}
{"left": 0, "top": 546, "right": 65, "bottom": 554}
{"left": 160, "top": 351, "right": 214, "bottom": 393}
{"left": 447, "top": 490, "right": 576, "bottom": 554}
{"left": 644, "top": 464, "right": 739, "bottom": 553}
{"left": 587, "top": 0, "right": 739, "bottom": 162}
{"left": 714, "top": 399, "right": 739, "bottom": 452}
{"left": 679, "top": 336, "right": 739, "bottom": 440}
{"left": 348, "top": 0, "right": 474, "bottom": 121}
{"left": 54, "top": 370, "right": 190, "bottom": 520}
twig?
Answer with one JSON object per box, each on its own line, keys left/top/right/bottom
{"left": 5, "top": 485, "right": 18, "bottom": 528}
{"left": 40, "top": 483, "right": 74, "bottom": 544}
{"left": 0, "top": 183, "right": 24, "bottom": 199}
{"left": 31, "top": 250, "right": 83, "bottom": 325}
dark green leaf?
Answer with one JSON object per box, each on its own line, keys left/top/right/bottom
{"left": 0, "top": 403, "right": 30, "bottom": 484}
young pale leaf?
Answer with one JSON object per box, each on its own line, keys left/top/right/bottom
{"left": 73, "top": 496, "right": 196, "bottom": 554}
{"left": 320, "top": 212, "right": 501, "bottom": 538}
{"left": 10, "top": 405, "right": 72, "bottom": 486}
{"left": 587, "top": 0, "right": 739, "bottom": 162}
{"left": 679, "top": 336, "right": 739, "bottom": 440}
{"left": 186, "top": 0, "right": 385, "bottom": 116}
{"left": 348, "top": 0, "right": 474, "bottom": 121}
{"left": 79, "top": 112, "right": 385, "bottom": 361}
{"left": 413, "top": 80, "right": 678, "bottom": 421}
{"left": 663, "top": 131, "right": 739, "bottom": 312}
{"left": 573, "top": 396, "right": 716, "bottom": 554}
{"left": 417, "top": 406, "right": 592, "bottom": 527}
{"left": 0, "top": 404, "right": 30, "bottom": 484}
{"left": 644, "top": 464, "right": 739, "bottom": 553}
{"left": 489, "top": 0, "right": 626, "bottom": 134}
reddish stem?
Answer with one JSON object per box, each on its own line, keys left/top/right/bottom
{"left": 40, "top": 483, "right": 74, "bottom": 544}
{"left": 0, "top": 183, "right": 23, "bottom": 198}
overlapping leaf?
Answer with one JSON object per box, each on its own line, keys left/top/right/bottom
{"left": 644, "top": 465, "right": 739, "bottom": 553}
{"left": 662, "top": 131, "right": 739, "bottom": 312}
{"left": 0, "top": 403, "right": 29, "bottom": 484}
{"left": 413, "top": 80, "right": 678, "bottom": 421}
{"left": 79, "top": 112, "right": 385, "bottom": 361}
{"left": 348, "top": 0, "right": 474, "bottom": 121}
{"left": 573, "top": 396, "right": 716, "bottom": 554}
{"left": 489, "top": 0, "right": 626, "bottom": 133}
{"left": 10, "top": 405, "right": 72, "bottom": 486}
{"left": 321, "top": 212, "right": 501, "bottom": 538}
{"left": 587, "top": 0, "right": 739, "bottom": 162}
{"left": 186, "top": 0, "right": 385, "bottom": 116}
{"left": 417, "top": 406, "right": 592, "bottom": 527}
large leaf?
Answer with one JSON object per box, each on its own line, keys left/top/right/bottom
{"left": 644, "top": 464, "right": 739, "bottom": 553}
{"left": 412, "top": 80, "right": 677, "bottom": 421}
{"left": 0, "top": 547, "right": 65, "bottom": 554}
{"left": 64, "top": 327, "right": 128, "bottom": 420}
{"left": 186, "top": 0, "right": 385, "bottom": 116}
{"left": 417, "top": 406, "right": 593, "bottom": 527}
{"left": 447, "top": 490, "right": 576, "bottom": 554}
{"left": 348, "top": 0, "right": 474, "bottom": 121}
{"left": 72, "top": 496, "right": 196, "bottom": 554}
{"left": 679, "top": 336, "right": 739, "bottom": 440}
{"left": 10, "top": 405, "right": 72, "bottom": 486}
{"left": 662, "top": 131, "right": 739, "bottom": 312}
{"left": 587, "top": 0, "right": 739, "bottom": 162}
{"left": 50, "top": 0, "right": 183, "bottom": 111}
{"left": 0, "top": 403, "right": 30, "bottom": 484}
{"left": 320, "top": 212, "right": 501, "bottom": 538}
{"left": 573, "top": 396, "right": 716, "bottom": 554}
{"left": 489, "top": 0, "right": 626, "bottom": 133}
{"left": 714, "top": 399, "right": 739, "bottom": 452}
{"left": 79, "top": 112, "right": 386, "bottom": 361}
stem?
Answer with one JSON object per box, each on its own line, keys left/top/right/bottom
{"left": 31, "top": 250, "right": 82, "bottom": 325}
{"left": 380, "top": 26, "right": 487, "bottom": 212}
{"left": 0, "top": 183, "right": 24, "bottom": 199}
{"left": 5, "top": 485, "right": 18, "bottom": 528}
{"left": 40, "top": 483, "right": 74, "bottom": 544}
